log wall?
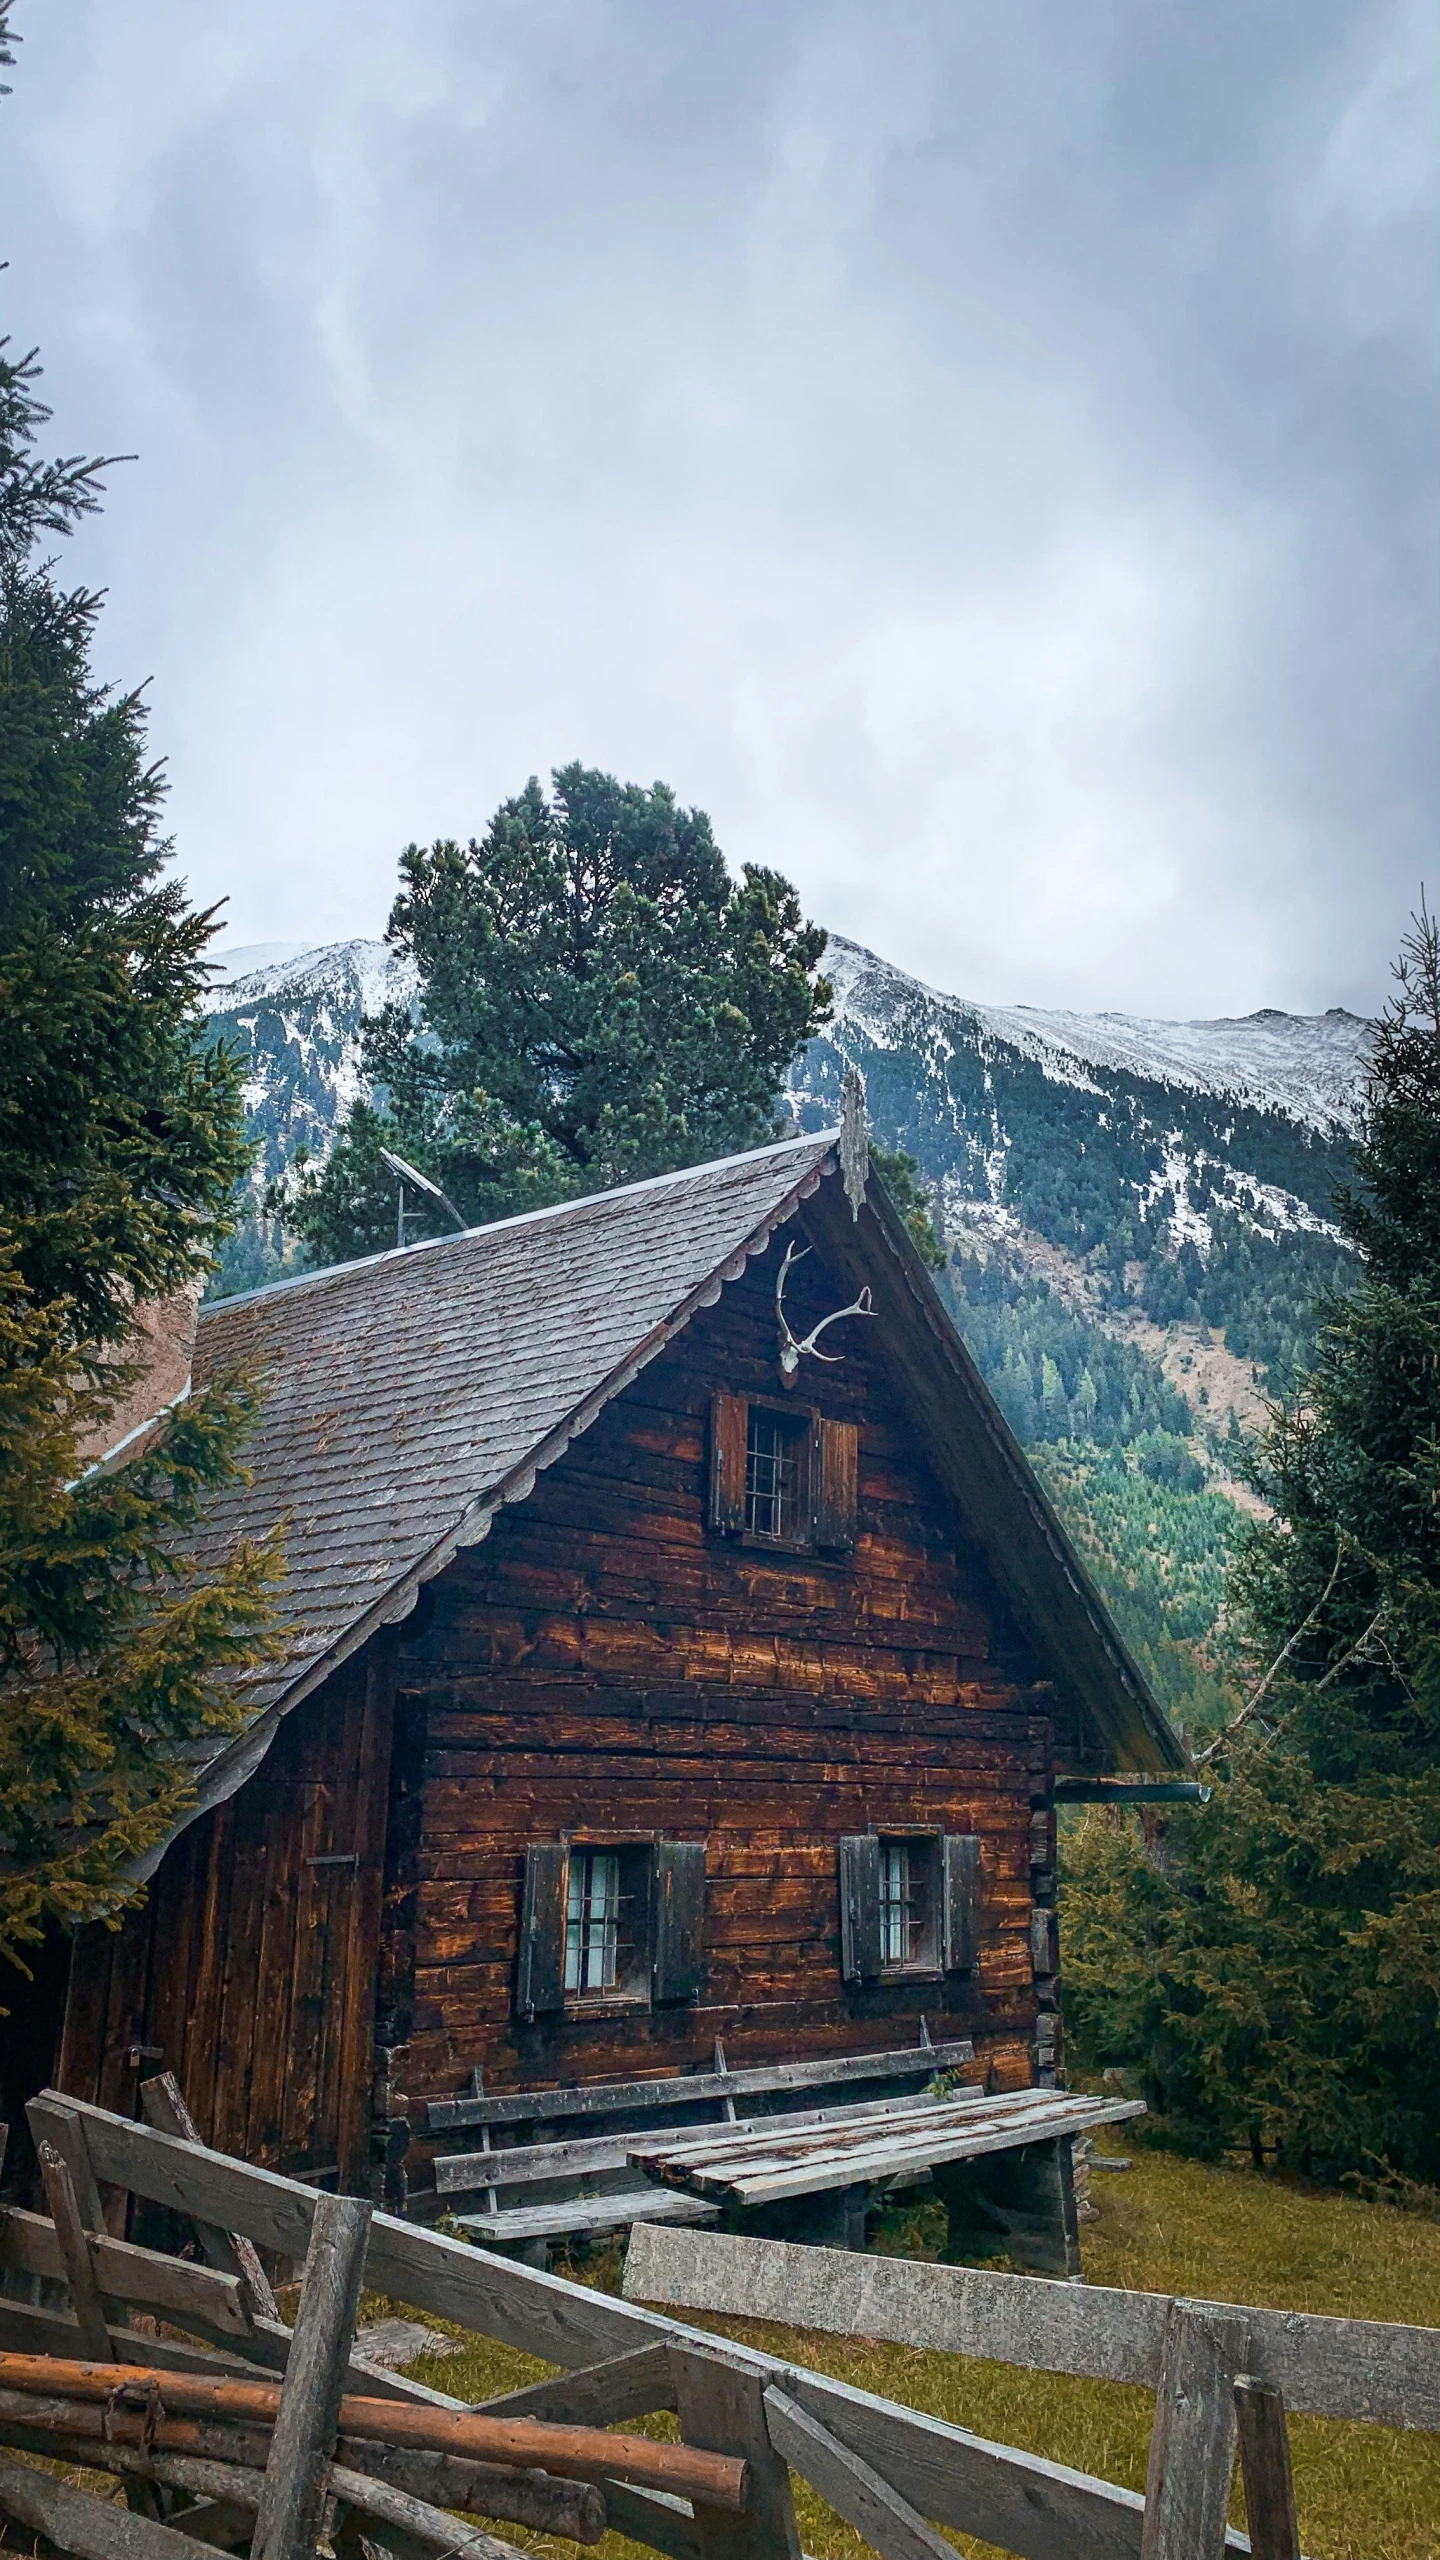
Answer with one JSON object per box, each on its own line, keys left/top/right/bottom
{"left": 381, "top": 1224, "right": 1056, "bottom": 2177}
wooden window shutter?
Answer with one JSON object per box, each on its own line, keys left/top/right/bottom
{"left": 1031, "top": 1903, "right": 1060, "bottom": 1980}
{"left": 709, "top": 1391, "right": 747, "bottom": 1536}
{"left": 515, "top": 1842, "right": 567, "bottom": 2018}
{"left": 942, "top": 1832, "right": 983, "bottom": 1972}
{"left": 653, "top": 1839, "right": 707, "bottom": 2003}
{"left": 838, "top": 1834, "right": 882, "bottom": 1982}
{"left": 813, "top": 1418, "right": 859, "bottom": 1554}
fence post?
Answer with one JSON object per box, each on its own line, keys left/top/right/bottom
{"left": 251, "top": 2192, "right": 371, "bottom": 2560}
{"left": 669, "top": 2341, "right": 801, "bottom": 2560}
{"left": 1234, "top": 2375, "right": 1301, "bottom": 2560}
{"left": 1140, "top": 2301, "right": 1249, "bottom": 2559}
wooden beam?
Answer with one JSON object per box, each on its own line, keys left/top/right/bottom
{"left": 622, "top": 2223, "right": 1440, "bottom": 2432}
{"left": 252, "top": 2191, "right": 372, "bottom": 2560}
{"left": 1140, "top": 2303, "right": 1249, "bottom": 2560}
{"left": 0, "top": 2454, "right": 216, "bottom": 2560}
{"left": 475, "top": 2341, "right": 678, "bottom": 2424}
{"left": 599, "top": 2483, "right": 699, "bottom": 2560}
{"left": 0, "top": 2206, "right": 253, "bottom": 2337}
{"left": 140, "top": 2072, "right": 281, "bottom": 2321}
{"left": 434, "top": 2096, "right": 929, "bottom": 2196}
{"left": 763, "top": 2388, "right": 959, "bottom": 2560}
{"left": 427, "top": 2043, "right": 976, "bottom": 2132}
{"left": 669, "top": 2344, "right": 800, "bottom": 2560}
{"left": 36, "top": 2142, "right": 113, "bottom": 2363}
{"left": 1233, "top": 2377, "right": 1301, "bottom": 2560}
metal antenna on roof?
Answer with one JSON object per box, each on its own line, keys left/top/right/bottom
{"left": 379, "top": 1147, "right": 467, "bottom": 1248}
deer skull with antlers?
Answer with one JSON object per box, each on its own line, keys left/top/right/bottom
{"left": 775, "top": 1240, "right": 875, "bottom": 1378}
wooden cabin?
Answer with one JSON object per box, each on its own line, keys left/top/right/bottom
{"left": 42, "top": 1114, "right": 1182, "bottom": 2208}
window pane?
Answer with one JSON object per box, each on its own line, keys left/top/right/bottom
{"left": 564, "top": 1849, "right": 621, "bottom": 1993}
{"left": 745, "top": 1408, "right": 808, "bottom": 1540}
{"left": 880, "top": 1841, "right": 909, "bottom": 1965}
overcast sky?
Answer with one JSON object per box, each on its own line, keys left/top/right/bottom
{"left": 4, "top": 2, "right": 1436, "bottom": 1017}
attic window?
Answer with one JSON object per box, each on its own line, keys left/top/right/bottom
{"left": 709, "top": 1391, "right": 858, "bottom": 1555}
{"left": 744, "top": 1407, "right": 810, "bottom": 1542}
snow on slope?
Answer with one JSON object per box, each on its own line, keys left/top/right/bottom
{"left": 822, "top": 937, "right": 1370, "bottom": 1131}
{"left": 211, "top": 937, "right": 417, "bottom": 1017}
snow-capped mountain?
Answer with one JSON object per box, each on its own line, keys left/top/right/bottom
{"left": 207, "top": 937, "right": 417, "bottom": 1185}
{"left": 207, "top": 926, "right": 1368, "bottom": 1444}
{"left": 211, "top": 929, "right": 1370, "bottom": 1180}
{"left": 817, "top": 940, "right": 1369, "bottom": 1135}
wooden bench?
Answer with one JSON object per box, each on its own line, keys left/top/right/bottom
{"left": 425, "top": 2038, "right": 978, "bottom": 2264}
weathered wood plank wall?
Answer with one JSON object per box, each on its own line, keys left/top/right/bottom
{"left": 380, "top": 1230, "right": 1055, "bottom": 2174}
{"left": 60, "top": 1641, "right": 395, "bottom": 2188}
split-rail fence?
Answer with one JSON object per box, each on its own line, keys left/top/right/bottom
{"left": 1, "top": 2090, "right": 1437, "bottom": 2560}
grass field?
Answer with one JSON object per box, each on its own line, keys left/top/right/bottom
{"left": 399, "top": 2138, "right": 1440, "bottom": 2560}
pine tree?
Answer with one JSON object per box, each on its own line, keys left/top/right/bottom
{"left": 0, "top": 313, "right": 281, "bottom": 1974}
{"left": 1063, "top": 907, "right": 1440, "bottom": 2187}
{"left": 286, "top": 766, "right": 831, "bottom": 1265}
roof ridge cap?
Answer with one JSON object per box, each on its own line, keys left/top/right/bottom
{"left": 200, "top": 1127, "right": 840, "bottom": 1320}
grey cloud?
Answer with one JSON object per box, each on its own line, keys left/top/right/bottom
{"left": 2, "top": 0, "right": 1434, "bottom": 1016}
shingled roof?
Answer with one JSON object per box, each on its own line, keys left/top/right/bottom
{"left": 160, "top": 1125, "right": 1180, "bottom": 1870}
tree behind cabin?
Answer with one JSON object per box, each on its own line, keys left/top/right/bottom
{"left": 1062, "top": 906, "right": 1440, "bottom": 2187}
{"left": 287, "top": 766, "right": 830, "bottom": 1264}
{"left": 0, "top": 317, "right": 281, "bottom": 1974}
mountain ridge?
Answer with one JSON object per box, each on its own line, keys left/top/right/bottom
{"left": 206, "top": 929, "right": 1370, "bottom": 1737}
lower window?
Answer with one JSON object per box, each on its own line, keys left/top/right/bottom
{"left": 564, "top": 1845, "right": 645, "bottom": 1997}
{"left": 879, "top": 1834, "right": 939, "bottom": 1971}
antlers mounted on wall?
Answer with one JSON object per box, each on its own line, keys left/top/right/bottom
{"left": 775, "top": 1240, "right": 874, "bottom": 1377}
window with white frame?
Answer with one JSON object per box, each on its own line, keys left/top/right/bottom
{"left": 564, "top": 1848, "right": 622, "bottom": 1995}
{"left": 878, "top": 1835, "right": 939, "bottom": 1971}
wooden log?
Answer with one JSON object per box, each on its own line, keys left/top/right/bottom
{"left": 0, "top": 2355, "right": 749, "bottom": 2511}
{"left": 0, "top": 2446, "right": 266, "bottom": 2546}
{"left": 37, "top": 2143, "right": 113, "bottom": 2364}
{"left": 0, "top": 2290, "right": 457, "bottom": 2412}
{"left": 252, "top": 2192, "right": 372, "bottom": 2560}
{"left": 1140, "top": 2303, "right": 1249, "bottom": 2560}
{"left": 0, "top": 2396, "right": 604, "bottom": 2542}
{"left": 669, "top": 2344, "right": 800, "bottom": 2560}
{"left": 622, "top": 2222, "right": 1440, "bottom": 2432}
{"left": 0, "top": 2208, "right": 253, "bottom": 2339}
{"left": 329, "top": 2461, "right": 531, "bottom": 2560}
{"left": 1233, "top": 2377, "right": 1301, "bottom": 2560}
{"left": 0, "top": 2386, "right": 273, "bottom": 2466}
{"left": 762, "top": 2388, "right": 958, "bottom": 2560}
{"left": 139, "top": 2074, "right": 280, "bottom": 2322}
{"left": 0, "top": 2452, "right": 217, "bottom": 2560}
{"left": 333, "top": 2443, "right": 606, "bottom": 2542}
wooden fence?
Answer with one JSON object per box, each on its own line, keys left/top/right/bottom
{"left": 625, "top": 2222, "right": 1440, "bottom": 2560}
{"left": 5, "top": 2093, "right": 1436, "bottom": 2560}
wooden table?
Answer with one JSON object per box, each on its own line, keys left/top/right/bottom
{"left": 628, "top": 2087, "right": 1145, "bottom": 2276}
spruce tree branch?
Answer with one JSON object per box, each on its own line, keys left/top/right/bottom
{"left": 1195, "top": 1534, "right": 1347, "bottom": 1764}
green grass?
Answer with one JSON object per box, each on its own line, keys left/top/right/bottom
{"left": 400, "top": 2141, "right": 1440, "bottom": 2560}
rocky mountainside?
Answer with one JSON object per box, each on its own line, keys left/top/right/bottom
{"left": 208, "top": 931, "right": 1371, "bottom": 1733}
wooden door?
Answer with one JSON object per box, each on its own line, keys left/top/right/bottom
{"left": 59, "top": 1636, "right": 395, "bottom": 2192}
